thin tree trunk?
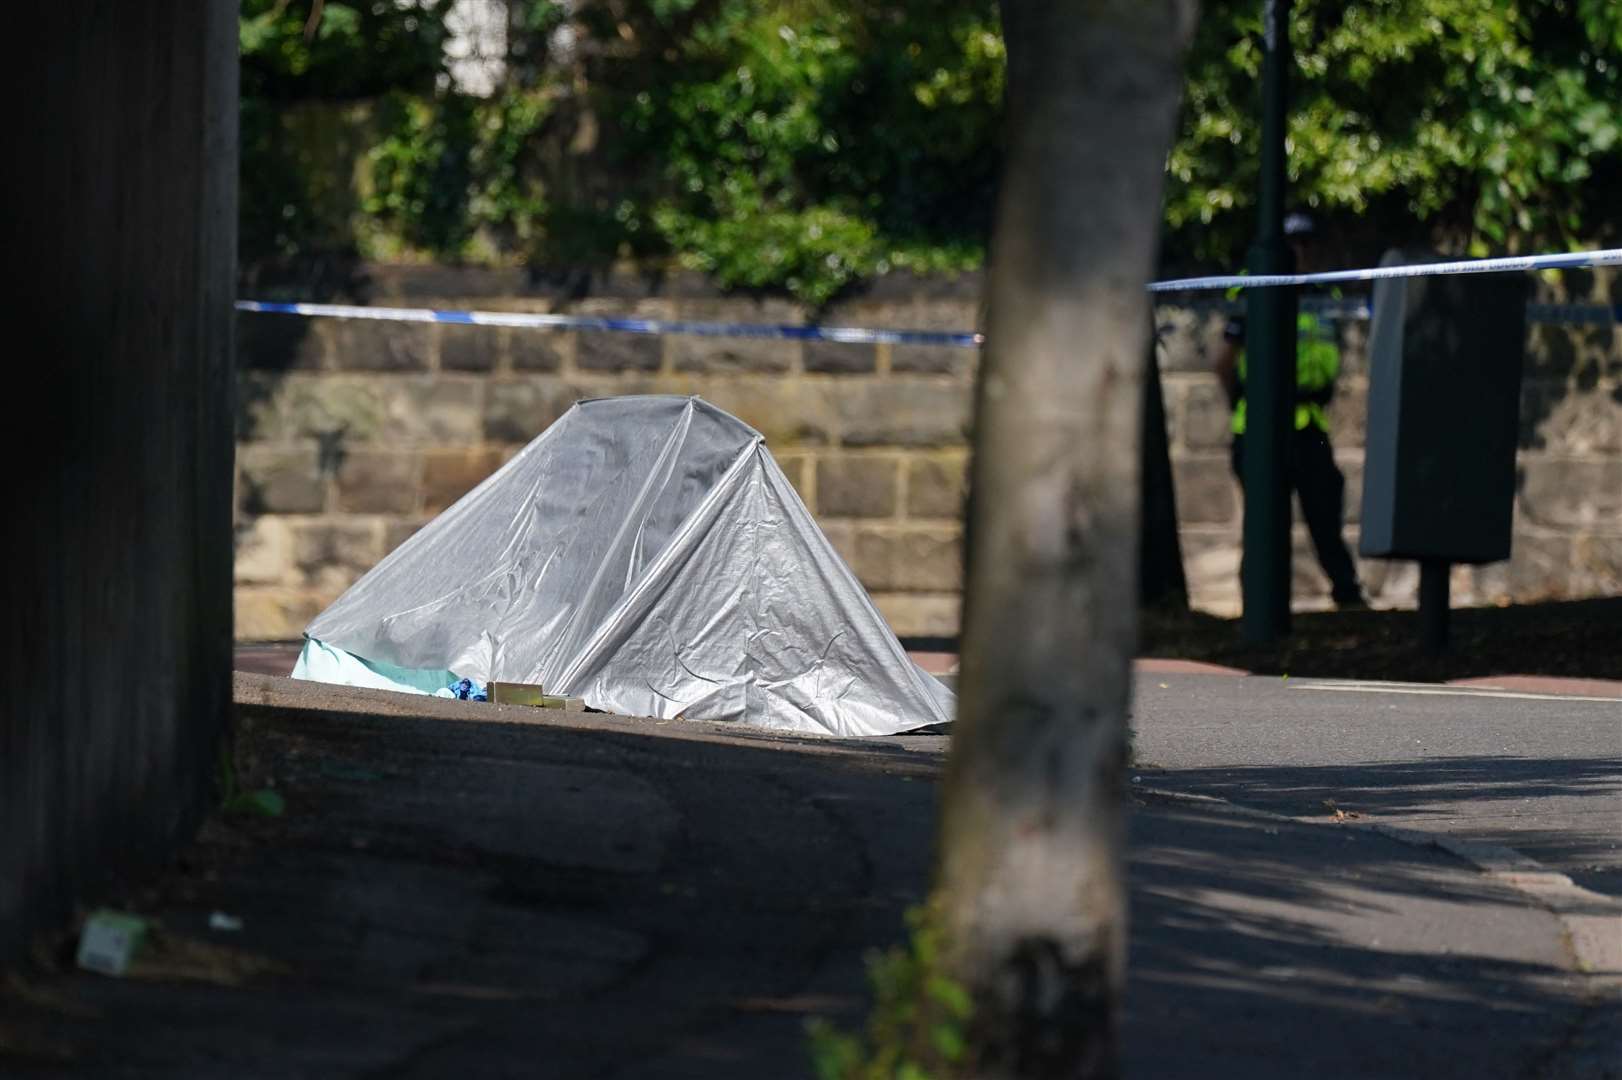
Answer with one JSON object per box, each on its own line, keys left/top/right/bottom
{"left": 1140, "top": 322, "right": 1188, "bottom": 610}
{"left": 935, "top": 3, "right": 1197, "bottom": 1077}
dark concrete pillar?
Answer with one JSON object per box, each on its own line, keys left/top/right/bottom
{"left": 3, "top": 2, "right": 238, "bottom": 961}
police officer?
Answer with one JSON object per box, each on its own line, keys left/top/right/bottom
{"left": 1213, "top": 211, "right": 1366, "bottom": 609}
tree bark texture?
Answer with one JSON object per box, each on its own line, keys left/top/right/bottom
{"left": 2, "top": 3, "right": 238, "bottom": 962}
{"left": 936, "top": 2, "right": 1197, "bottom": 1077}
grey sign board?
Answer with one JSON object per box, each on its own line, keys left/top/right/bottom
{"left": 1360, "top": 250, "right": 1528, "bottom": 563}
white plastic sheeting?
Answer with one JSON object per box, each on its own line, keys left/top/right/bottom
{"left": 295, "top": 396, "right": 954, "bottom": 736}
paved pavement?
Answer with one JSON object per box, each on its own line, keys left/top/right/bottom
{"left": 2, "top": 673, "right": 1616, "bottom": 1078}
{"left": 1130, "top": 672, "right": 1622, "bottom": 898}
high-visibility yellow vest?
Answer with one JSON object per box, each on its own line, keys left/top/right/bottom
{"left": 1231, "top": 304, "right": 1341, "bottom": 437}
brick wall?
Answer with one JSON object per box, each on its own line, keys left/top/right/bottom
{"left": 234, "top": 264, "right": 1621, "bottom": 640}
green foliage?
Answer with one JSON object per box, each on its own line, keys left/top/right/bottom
{"left": 238, "top": 0, "right": 1620, "bottom": 293}
{"left": 239, "top": 96, "right": 319, "bottom": 259}
{"left": 1169, "top": 0, "right": 1622, "bottom": 260}
{"left": 469, "top": 89, "right": 554, "bottom": 251}
{"left": 218, "top": 746, "right": 286, "bottom": 819}
{"left": 239, "top": 0, "right": 453, "bottom": 258}
{"left": 239, "top": 0, "right": 447, "bottom": 100}
{"left": 807, "top": 905, "right": 974, "bottom": 1080}
{"left": 624, "top": 0, "right": 1003, "bottom": 302}
{"left": 366, "top": 92, "right": 480, "bottom": 256}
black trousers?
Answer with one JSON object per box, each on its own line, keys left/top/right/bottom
{"left": 1231, "top": 427, "right": 1362, "bottom": 603}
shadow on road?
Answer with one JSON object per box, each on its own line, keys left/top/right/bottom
{"left": 1127, "top": 801, "right": 1586, "bottom": 1078}
{"left": 0, "top": 686, "right": 1596, "bottom": 1079}
{"left": 1141, "top": 755, "right": 1622, "bottom": 897}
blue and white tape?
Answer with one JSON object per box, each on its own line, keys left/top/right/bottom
{"left": 1187, "top": 298, "right": 1621, "bottom": 325}
{"left": 237, "top": 247, "right": 1622, "bottom": 348}
{"left": 1146, "top": 247, "right": 1622, "bottom": 293}
{"left": 234, "top": 300, "right": 984, "bottom": 349}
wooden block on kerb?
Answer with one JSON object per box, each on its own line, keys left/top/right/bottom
{"left": 489, "top": 682, "right": 586, "bottom": 711}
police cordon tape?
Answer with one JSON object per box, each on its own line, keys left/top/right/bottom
{"left": 233, "top": 300, "right": 986, "bottom": 349}
{"left": 1145, "top": 246, "right": 1622, "bottom": 292}
{"left": 1198, "top": 298, "right": 1621, "bottom": 325}
{"left": 237, "top": 247, "right": 1622, "bottom": 349}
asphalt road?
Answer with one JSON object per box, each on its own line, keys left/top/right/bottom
{"left": 238, "top": 644, "right": 1622, "bottom": 894}
{"left": 3, "top": 674, "right": 1606, "bottom": 1079}
{"left": 1128, "top": 672, "right": 1622, "bottom": 897}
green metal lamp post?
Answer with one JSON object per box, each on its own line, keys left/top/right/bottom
{"left": 1241, "top": 0, "right": 1297, "bottom": 643}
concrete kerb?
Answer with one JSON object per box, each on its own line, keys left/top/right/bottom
{"left": 232, "top": 671, "right": 944, "bottom": 770}
{"left": 1133, "top": 783, "right": 1622, "bottom": 990}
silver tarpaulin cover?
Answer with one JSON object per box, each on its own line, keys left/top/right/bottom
{"left": 299, "top": 395, "right": 954, "bottom": 736}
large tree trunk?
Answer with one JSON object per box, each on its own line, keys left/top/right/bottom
{"left": 3, "top": 2, "right": 238, "bottom": 962}
{"left": 935, "top": 3, "right": 1197, "bottom": 1076}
